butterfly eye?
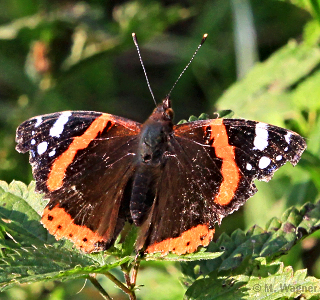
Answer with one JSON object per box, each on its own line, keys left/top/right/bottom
{"left": 164, "top": 108, "right": 174, "bottom": 120}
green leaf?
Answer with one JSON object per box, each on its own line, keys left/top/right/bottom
{"left": 0, "top": 245, "right": 132, "bottom": 292}
{"left": 188, "top": 115, "right": 199, "bottom": 122}
{"left": 177, "top": 119, "right": 188, "bottom": 124}
{"left": 0, "top": 180, "right": 134, "bottom": 291}
{"left": 0, "top": 180, "right": 54, "bottom": 246}
{"left": 184, "top": 258, "right": 320, "bottom": 300}
{"left": 146, "top": 249, "right": 223, "bottom": 262}
{"left": 177, "top": 112, "right": 211, "bottom": 124}
{"left": 114, "top": 2, "right": 190, "bottom": 39}
{"left": 198, "top": 113, "right": 210, "bottom": 120}
{"left": 277, "top": 0, "right": 320, "bottom": 22}
{"left": 217, "top": 40, "right": 320, "bottom": 126}
{"left": 113, "top": 225, "right": 138, "bottom": 257}
{"left": 303, "top": 19, "right": 320, "bottom": 44}
{"left": 181, "top": 201, "right": 320, "bottom": 281}
{"left": 214, "top": 110, "right": 234, "bottom": 119}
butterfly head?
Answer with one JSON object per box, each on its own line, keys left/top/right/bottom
{"left": 150, "top": 97, "right": 174, "bottom": 122}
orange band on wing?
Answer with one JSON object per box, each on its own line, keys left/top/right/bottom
{"left": 42, "top": 205, "right": 105, "bottom": 252}
{"left": 47, "top": 114, "right": 113, "bottom": 191}
{"left": 210, "top": 119, "right": 240, "bottom": 206}
{"left": 145, "top": 224, "right": 215, "bottom": 255}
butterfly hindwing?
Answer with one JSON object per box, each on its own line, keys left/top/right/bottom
{"left": 16, "top": 111, "right": 141, "bottom": 252}
{"left": 142, "top": 138, "right": 218, "bottom": 254}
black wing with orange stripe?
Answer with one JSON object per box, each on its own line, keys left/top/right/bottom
{"left": 16, "top": 111, "right": 141, "bottom": 252}
{"left": 141, "top": 118, "right": 306, "bottom": 254}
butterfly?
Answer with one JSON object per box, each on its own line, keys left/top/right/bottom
{"left": 15, "top": 34, "right": 306, "bottom": 255}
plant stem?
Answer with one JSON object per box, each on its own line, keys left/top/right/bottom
{"left": 131, "top": 254, "right": 141, "bottom": 287}
{"left": 88, "top": 275, "right": 112, "bottom": 300}
{"left": 103, "top": 271, "right": 136, "bottom": 300}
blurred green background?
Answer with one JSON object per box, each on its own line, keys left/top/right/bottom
{"left": 0, "top": 0, "right": 319, "bottom": 299}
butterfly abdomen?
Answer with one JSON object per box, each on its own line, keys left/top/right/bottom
{"left": 130, "top": 166, "right": 157, "bottom": 226}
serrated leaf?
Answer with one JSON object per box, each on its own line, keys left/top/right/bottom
{"left": 188, "top": 115, "right": 198, "bottom": 122}
{"left": 198, "top": 113, "right": 210, "bottom": 120}
{"left": 181, "top": 201, "right": 320, "bottom": 281}
{"left": 177, "top": 112, "right": 213, "bottom": 124}
{"left": 217, "top": 40, "right": 320, "bottom": 125}
{"left": 146, "top": 250, "right": 223, "bottom": 262}
{"left": 112, "top": 225, "right": 138, "bottom": 257}
{"left": 0, "top": 180, "right": 53, "bottom": 245}
{"left": 215, "top": 110, "right": 234, "bottom": 118}
{"left": 0, "top": 180, "right": 135, "bottom": 291}
{"left": 177, "top": 119, "right": 188, "bottom": 124}
{"left": 184, "top": 258, "right": 320, "bottom": 300}
{"left": 0, "top": 246, "right": 132, "bottom": 292}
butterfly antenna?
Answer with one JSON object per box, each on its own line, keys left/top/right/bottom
{"left": 167, "top": 33, "right": 208, "bottom": 98}
{"left": 132, "top": 33, "right": 157, "bottom": 106}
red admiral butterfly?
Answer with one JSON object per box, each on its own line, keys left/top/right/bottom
{"left": 15, "top": 34, "right": 306, "bottom": 255}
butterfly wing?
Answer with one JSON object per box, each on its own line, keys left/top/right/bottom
{"left": 142, "top": 118, "right": 306, "bottom": 254}
{"left": 16, "top": 111, "right": 141, "bottom": 252}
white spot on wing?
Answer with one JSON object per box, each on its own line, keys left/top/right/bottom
{"left": 31, "top": 139, "right": 36, "bottom": 145}
{"left": 246, "top": 163, "right": 253, "bottom": 171}
{"left": 259, "top": 156, "right": 271, "bottom": 169}
{"left": 253, "top": 122, "right": 269, "bottom": 151}
{"left": 34, "top": 117, "right": 42, "bottom": 127}
{"left": 49, "top": 111, "right": 72, "bottom": 137}
{"left": 276, "top": 155, "right": 282, "bottom": 161}
{"left": 285, "top": 132, "right": 292, "bottom": 144}
{"left": 49, "top": 149, "right": 56, "bottom": 157}
{"left": 37, "top": 141, "right": 48, "bottom": 155}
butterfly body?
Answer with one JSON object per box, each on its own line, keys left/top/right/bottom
{"left": 16, "top": 98, "right": 306, "bottom": 255}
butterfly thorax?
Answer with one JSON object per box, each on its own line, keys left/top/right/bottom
{"left": 130, "top": 99, "right": 174, "bottom": 226}
{"left": 136, "top": 98, "right": 174, "bottom": 166}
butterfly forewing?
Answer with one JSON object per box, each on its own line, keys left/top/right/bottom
{"left": 173, "top": 118, "right": 306, "bottom": 218}
{"left": 16, "top": 111, "right": 141, "bottom": 252}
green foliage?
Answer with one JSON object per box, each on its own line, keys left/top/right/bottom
{"left": 181, "top": 201, "right": 320, "bottom": 280}
{"left": 278, "top": 0, "right": 320, "bottom": 21}
{"left": 1, "top": 181, "right": 320, "bottom": 298}
{"left": 0, "top": 181, "right": 134, "bottom": 291}
{"left": 218, "top": 39, "right": 320, "bottom": 125}
{"left": 185, "top": 259, "right": 320, "bottom": 300}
